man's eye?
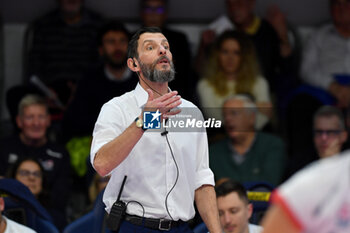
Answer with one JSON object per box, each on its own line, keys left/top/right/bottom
{"left": 164, "top": 45, "right": 169, "bottom": 50}
{"left": 146, "top": 46, "right": 153, "bottom": 50}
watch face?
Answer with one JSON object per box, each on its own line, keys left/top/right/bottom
{"left": 136, "top": 118, "right": 143, "bottom": 128}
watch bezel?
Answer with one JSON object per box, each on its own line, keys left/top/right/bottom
{"left": 135, "top": 117, "right": 145, "bottom": 130}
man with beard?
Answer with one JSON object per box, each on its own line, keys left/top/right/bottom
{"left": 62, "top": 20, "right": 138, "bottom": 142}
{"left": 90, "top": 27, "right": 222, "bottom": 233}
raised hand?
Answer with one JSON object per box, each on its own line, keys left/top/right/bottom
{"left": 143, "top": 89, "right": 182, "bottom": 120}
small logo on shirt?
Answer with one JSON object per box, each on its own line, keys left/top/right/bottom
{"left": 143, "top": 110, "right": 161, "bottom": 129}
{"left": 41, "top": 159, "right": 54, "bottom": 171}
{"left": 8, "top": 153, "right": 18, "bottom": 164}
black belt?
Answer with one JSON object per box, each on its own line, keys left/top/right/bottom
{"left": 125, "top": 214, "right": 185, "bottom": 231}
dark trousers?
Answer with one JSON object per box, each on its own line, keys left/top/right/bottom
{"left": 117, "top": 220, "right": 194, "bottom": 233}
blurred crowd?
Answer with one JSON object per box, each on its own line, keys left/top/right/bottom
{"left": 1, "top": 0, "right": 350, "bottom": 232}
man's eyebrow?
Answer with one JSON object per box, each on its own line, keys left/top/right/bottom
{"left": 142, "top": 39, "right": 169, "bottom": 45}
{"left": 142, "top": 39, "right": 154, "bottom": 45}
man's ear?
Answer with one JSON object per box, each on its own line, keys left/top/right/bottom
{"left": 127, "top": 58, "right": 140, "bottom": 72}
{"left": 0, "top": 197, "right": 4, "bottom": 212}
{"left": 247, "top": 203, "right": 253, "bottom": 219}
{"left": 341, "top": 130, "right": 348, "bottom": 144}
{"left": 46, "top": 113, "right": 51, "bottom": 128}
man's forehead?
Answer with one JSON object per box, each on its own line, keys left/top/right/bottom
{"left": 315, "top": 115, "right": 341, "bottom": 126}
{"left": 139, "top": 32, "right": 167, "bottom": 43}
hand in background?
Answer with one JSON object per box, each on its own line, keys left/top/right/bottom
{"left": 329, "top": 82, "right": 350, "bottom": 108}
{"left": 266, "top": 5, "right": 292, "bottom": 57}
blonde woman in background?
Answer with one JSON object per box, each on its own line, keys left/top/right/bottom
{"left": 197, "top": 30, "right": 272, "bottom": 129}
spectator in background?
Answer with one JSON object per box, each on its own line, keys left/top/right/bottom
{"left": 8, "top": 158, "right": 47, "bottom": 202}
{"left": 25, "top": 0, "right": 103, "bottom": 107}
{"left": 313, "top": 106, "right": 348, "bottom": 158}
{"left": 62, "top": 20, "right": 138, "bottom": 143}
{"left": 197, "top": 31, "right": 272, "bottom": 130}
{"left": 215, "top": 179, "right": 263, "bottom": 233}
{"left": 286, "top": 105, "right": 348, "bottom": 177}
{"left": 196, "top": 0, "right": 300, "bottom": 94}
{"left": 301, "top": 0, "right": 350, "bottom": 108}
{"left": 62, "top": 22, "right": 138, "bottom": 212}
{"left": 0, "top": 95, "right": 71, "bottom": 230}
{"left": 0, "top": 195, "right": 37, "bottom": 233}
{"left": 140, "top": 0, "right": 196, "bottom": 102}
{"left": 209, "top": 95, "right": 287, "bottom": 186}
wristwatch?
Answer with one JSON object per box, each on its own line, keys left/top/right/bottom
{"left": 135, "top": 117, "right": 146, "bottom": 131}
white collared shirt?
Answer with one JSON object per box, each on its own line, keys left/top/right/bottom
{"left": 90, "top": 83, "right": 214, "bottom": 220}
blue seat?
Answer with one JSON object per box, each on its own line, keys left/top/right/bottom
{"left": 63, "top": 189, "right": 112, "bottom": 233}
{"left": 244, "top": 181, "right": 275, "bottom": 225}
{"left": 286, "top": 84, "right": 335, "bottom": 106}
{"left": 0, "top": 178, "right": 59, "bottom": 233}
{"left": 193, "top": 222, "right": 208, "bottom": 233}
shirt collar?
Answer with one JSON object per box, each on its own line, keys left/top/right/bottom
{"left": 134, "top": 82, "right": 149, "bottom": 108}
{"left": 134, "top": 82, "right": 173, "bottom": 108}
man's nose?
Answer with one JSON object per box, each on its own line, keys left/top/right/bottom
{"left": 223, "top": 212, "right": 231, "bottom": 223}
{"left": 33, "top": 117, "right": 40, "bottom": 125}
{"left": 321, "top": 132, "right": 330, "bottom": 140}
{"left": 159, "top": 45, "right": 167, "bottom": 55}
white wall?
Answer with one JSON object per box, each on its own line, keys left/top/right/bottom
{"left": 1, "top": 24, "right": 27, "bottom": 120}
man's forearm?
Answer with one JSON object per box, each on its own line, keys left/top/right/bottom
{"left": 195, "top": 185, "right": 222, "bottom": 233}
{"left": 93, "top": 117, "right": 144, "bottom": 176}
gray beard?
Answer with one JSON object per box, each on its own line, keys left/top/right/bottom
{"left": 138, "top": 57, "right": 175, "bottom": 83}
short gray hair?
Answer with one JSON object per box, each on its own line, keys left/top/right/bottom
{"left": 223, "top": 94, "right": 257, "bottom": 114}
{"left": 18, "top": 94, "right": 48, "bottom": 116}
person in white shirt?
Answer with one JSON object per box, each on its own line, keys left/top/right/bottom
{"left": 301, "top": 0, "right": 350, "bottom": 108}
{"left": 90, "top": 27, "right": 221, "bottom": 232}
{"left": 262, "top": 152, "right": 350, "bottom": 233}
{"left": 215, "top": 179, "right": 263, "bottom": 233}
{"left": 0, "top": 197, "right": 37, "bottom": 233}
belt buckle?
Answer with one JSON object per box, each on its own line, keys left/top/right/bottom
{"left": 158, "top": 219, "right": 171, "bottom": 231}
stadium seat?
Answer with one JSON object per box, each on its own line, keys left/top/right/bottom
{"left": 244, "top": 181, "right": 275, "bottom": 224}
{"left": 0, "top": 178, "right": 59, "bottom": 233}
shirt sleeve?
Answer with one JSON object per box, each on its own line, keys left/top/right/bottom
{"left": 194, "top": 112, "right": 215, "bottom": 189}
{"left": 301, "top": 26, "right": 334, "bottom": 89}
{"left": 90, "top": 101, "right": 127, "bottom": 168}
{"left": 271, "top": 190, "right": 304, "bottom": 232}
